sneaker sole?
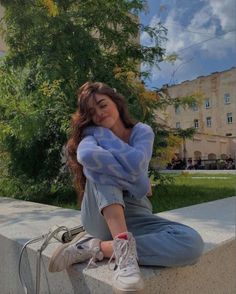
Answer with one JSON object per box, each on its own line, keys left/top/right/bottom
{"left": 113, "top": 287, "right": 145, "bottom": 294}
{"left": 48, "top": 231, "right": 87, "bottom": 272}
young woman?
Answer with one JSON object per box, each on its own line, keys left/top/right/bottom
{"left": 48, "top": 82, "right": 204, "bottom": 293}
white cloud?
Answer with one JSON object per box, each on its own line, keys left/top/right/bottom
{"left": 164, "top": 0, "right": 235, "bottom": 57}
{"left": 141, "top": 0, "right": 236, "bottom": 87}
{"left": 206, "top": 0, "right": 236, "bottom": 30}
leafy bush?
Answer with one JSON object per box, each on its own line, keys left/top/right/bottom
{"left": 0, "top": 0, "right": 169, "bottom": 202}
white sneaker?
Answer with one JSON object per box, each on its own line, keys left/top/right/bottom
{"left": 110, "top": 232, "right": 144, "bottom": 293}
{"left": 48, "top": 232, "right": 103, "bottom": 272}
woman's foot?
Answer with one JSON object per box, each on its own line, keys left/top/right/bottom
{"left": 48, "top": 232, "right": 103, "bottom": 272}
{"left": 111, "top": 232, "right": 144, "bottom": 293}
{"left": 49, "top": 231, "right": 144, "bottom": 292}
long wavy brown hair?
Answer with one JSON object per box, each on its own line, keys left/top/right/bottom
{"left": 67, "top": 82, "right": 136, "bottom": 203}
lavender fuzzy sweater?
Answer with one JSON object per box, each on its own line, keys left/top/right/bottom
{"left": 77, "top": 122, "right": 154, "bottom": 199}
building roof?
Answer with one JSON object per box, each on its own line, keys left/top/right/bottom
{"left": 167, "top": 66, "right": 236, "bottom": 88}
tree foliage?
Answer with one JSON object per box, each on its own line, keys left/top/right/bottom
{"left": 0, "top": 0, "right": 171, "bottom": 201}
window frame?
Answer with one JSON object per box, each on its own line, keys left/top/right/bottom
{"left": 206, "top": 116, "right": 212, "bottom": 127}
{"left": 204, "top": 98, "right": 211, "bottom": 109}
{"left": 194, "top": 119, "right": 199, "bottom": 129}
{"left": 224, "top": 93, "right": 230, "bottom": 105}
{"left": 176, "top": 122, "right": 181, "bottom": 129}
{"left": 227, "top": 112, "right": 232, "bottom": 124}
{"left": 192, "top": 102, "right": 198, "bottom": 111}
{"left": 175, "top": 105, "right": 181, "bottom": 114}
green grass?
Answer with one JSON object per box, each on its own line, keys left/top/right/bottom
{"left": 2, "top": 173, "right": 235, "bottom": 213}
{"left": 50, "top": 173, "right": 236, "bottom": 213}
{"left": 150, "top": 173, "right": 236, "bottom": 213}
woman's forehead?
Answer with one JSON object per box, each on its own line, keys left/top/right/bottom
{"left": 88, "top": 93, "right": 110, "bottom": 108}
{"left": 95, "top": 93, "right": 110, "bottom": 102}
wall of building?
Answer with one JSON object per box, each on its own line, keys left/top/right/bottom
{"left": 161, "top": 67, "right": 236, "bottom": 163}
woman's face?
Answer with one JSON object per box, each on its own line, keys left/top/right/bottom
{"left": 88, "top": 93, "right": 121, "bottom": 129}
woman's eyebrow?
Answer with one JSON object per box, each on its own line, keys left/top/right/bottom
{"left": 88, "top": 98, "right": 106, "bottom": 112}
{"left": 96, "top": 98, "right": 106, "bottom": 105}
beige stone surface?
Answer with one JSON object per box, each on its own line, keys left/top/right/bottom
{"left": 0, "top": 196, "right": 235, "bottom": 293}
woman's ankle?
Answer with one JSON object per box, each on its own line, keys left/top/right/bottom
{"left": 100, "top": 240, "right": 114, "bottom": 258}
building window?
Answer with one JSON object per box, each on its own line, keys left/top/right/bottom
{"left": 176, "top": 122, "right": 181, "bottom": 129}
{"left": 227, "top": 113, "right": 232, "bottom": 124}
{"left": 194, "top": 119, "right": 199, "bottom": 129}
{"left": 192, "top": 102, "right": 198, "bottom": 111}
{"left": 206, "top": 117, "right": 212, "bottom": 127}
{"left": 204, "top": 98, "right": 211, "bottom": 109}
{"left": 175, "top": 105, "right": 180, "bottom": 114}
{"left": 224, "top": 93, "right": 230, "bottom": 104}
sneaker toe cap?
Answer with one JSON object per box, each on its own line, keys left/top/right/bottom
{"left": 114, "top": 274, "right": 144, "bottom": 291}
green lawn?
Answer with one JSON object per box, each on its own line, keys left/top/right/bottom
{"left": 150, "top": 173, "right": 236, "bottom": 213}
{"left": 51, "top": 173, "right": 236, "bottom": 213}
{"left": 2, "top": 173, "right": 235, "bottom": 213}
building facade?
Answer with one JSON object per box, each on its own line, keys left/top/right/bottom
{"left": 160, "top": 67, "right": 236, "bottom": 167}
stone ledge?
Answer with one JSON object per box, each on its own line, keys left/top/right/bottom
{"left": 0, "top": 196, "right": 235, "bottom": 294}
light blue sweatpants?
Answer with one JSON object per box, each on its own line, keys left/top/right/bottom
{"left": 81, "top": 180, "right": 204, "bottom": 267}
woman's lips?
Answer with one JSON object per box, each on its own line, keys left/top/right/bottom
{"left": 99, "top": 116, "right": 109, "bottom": 123}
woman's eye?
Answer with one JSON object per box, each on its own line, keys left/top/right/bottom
{"left": 100, "top": 104, "right": 107, "bottom": 108}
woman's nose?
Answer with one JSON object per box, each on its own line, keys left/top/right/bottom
{"left": 96, "top": 108, "right": 104, "bottom": 117}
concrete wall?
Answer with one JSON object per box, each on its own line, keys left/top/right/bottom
{"left": 0, "top": 196, "right": 235, "bottom": 293}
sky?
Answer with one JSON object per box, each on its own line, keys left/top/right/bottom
{"left": 140, "top": 0, "right": 236, "bottom": 89}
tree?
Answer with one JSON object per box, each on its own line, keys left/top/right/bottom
{"left": 175, "top": 128, "right": 196, "bottom": 165}
{"left": 0, "top": 0, "right": 168, "bottom": 201}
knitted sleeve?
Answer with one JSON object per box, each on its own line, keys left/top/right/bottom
{"left": 77, "top": 123, "right": 154, "bottom": 198}
{"left": 77, "top": 136, "right": 138, "bottom": 182}
{"left": 83, "top": 123, "right": 154, "bottom": 175}
{"left": 77, "top": 135, "right": 150, "bottom": 198}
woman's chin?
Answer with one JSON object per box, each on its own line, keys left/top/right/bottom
{"left": 98, "top": 120, "right": 115, "bottom": 129}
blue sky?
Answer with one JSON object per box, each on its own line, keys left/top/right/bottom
{"left": 140, "top": 0, "right": 236, "bottom": 89}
